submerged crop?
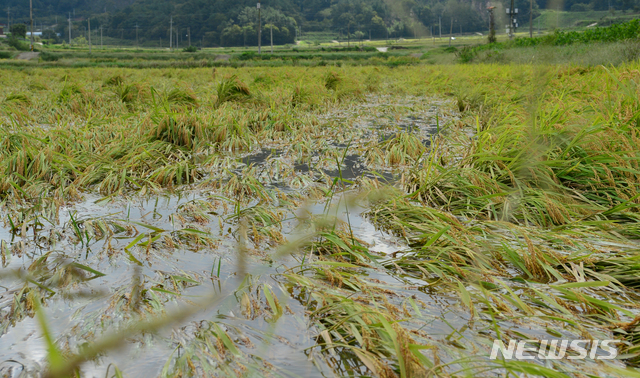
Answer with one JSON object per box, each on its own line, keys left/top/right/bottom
{"left": 0, "top": 64, "right": 639, "bottom": 378}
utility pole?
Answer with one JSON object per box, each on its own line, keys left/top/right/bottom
{"left": 29, "top": 0, "right": 33, "bottom": 51}
{"left": 135, "top": 23, "right": 139, "bottom": 47}
{"left": 257, "top": 2, "right": 261, "bottom": 54}
{"left": 88, "top": 17, "right": 91, "bottom": 53}
{"left": 347, "top": 23, "right": 350, "bottom": 47}
{"left": 506, "top": 1, "right": 518, "bottom": 38}
{"left": 188, "top": 27, "right": 190, "bottom": 46}
{"left": 439, "top": 16, "right": 442, "bottom": 39}
{"left": 432, "top": 25, "right": 435, "bottom": 45}
{"left": 449, "top": 17, "right": 453, "bottom": 46}
{"left": 68, "top": 12, "right": 72, "bottom": 44}
{"left": 100, "top": 26, "right": 103, "bottom": 48}
{"left": 7, "top": 7, "right": 9, "bottom": 35}
{"left": 270, "top": 25, "right": 273, "bottom": 53}
{"left": 410, "top": 10, "right": 415, "bottom": 40}
{"left": 488, "top": 7, "right": 496, "bottom": 43}
{"left": 529, "top": 0, "right": 533, "bottom": 38}
{"left": 176, "top": 29, "right": 179, "bottom": 49}
{"left": 170, "top": 16, "right": 173, "bottom": 50}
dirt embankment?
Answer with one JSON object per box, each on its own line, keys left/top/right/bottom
{"left": 16, "top": 52, "right": 40, "bottom": 60}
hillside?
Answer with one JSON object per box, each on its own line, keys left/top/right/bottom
{"left": 1, "top": 0, "right": 637, "bottom": 47}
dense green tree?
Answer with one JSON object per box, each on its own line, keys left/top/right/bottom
{"left": 10, "top": 24, "right": 27, "bottom": 39}
{"left": 42, "top": 29, "right": 61, "bottom": 42}
{"left": 370, "top": 15, "right": 387, "bottom": 38}
{"left": 0, "top": 0, "right": 577, "bottom": 46}
{"left": 221, "top": 24, "right": 243, "bottom": 46}
{"left": 233, "top": 7, "right": 296, "bottom": 46}
{"left": 330, "top": 0, "right": 386, "bottom": 33}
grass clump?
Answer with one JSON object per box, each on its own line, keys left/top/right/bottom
{"left": 39, "top": 52, "right": 59, "bottom": 62}
{"left": 103, "top": 74, "right": 125, "bottom": 86}
{"left": 322, "top": 70, "right": 363, "bottom": 101}
{"left": 28, "top": 81, "right": 49, "bottom": 91}
{"left": 151, "top": 114, "right": 208, "bottom": 149}
{"left": 366, "top": 132, "right": 426, "bottom": 167}
{"left": 324, "top": 71, "right": 342, "bottom": 90}
{"left": 3, "top": 93, "right": 31, "bottom": 107}
{"left": 290, "top": 82, "right": 323, "bottom": 109}
{"left": 166, "top": 88, "right": 198, "bottom": 108}
{"left": 455, "top": 45, "right": 478, "bottom": 63}
{"left": 215, "top": 74, "right": 251, "bottom": 107}
{"left": 115, "top": 83, "right": 148, "bottom": 106}
{"left": 57, "top": 83, "right": 85, "bottom": 104}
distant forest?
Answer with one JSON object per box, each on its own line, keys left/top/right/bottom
{"left": 1, "top": 0, "right": 638, "bottom": 46}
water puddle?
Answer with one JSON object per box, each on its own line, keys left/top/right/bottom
{"left": 0, "top": 95, "right": 463, "bottom": 377}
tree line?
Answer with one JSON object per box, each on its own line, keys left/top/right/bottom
{"left": 1, "top": 0, "right": 638, "bottom": 47}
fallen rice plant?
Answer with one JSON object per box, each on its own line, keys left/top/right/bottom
{"left": 0, "top": 64, "right": 638, "bottom": 378}
{"left": 215, "top": 74, "right": 252, "bottom": 107}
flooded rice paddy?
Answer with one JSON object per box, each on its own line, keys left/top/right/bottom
{"left": 2, "top": 66, "right": 640, "bottom": 378}
{"left": 1, "top": 95, "right": 458, "bottom": 377}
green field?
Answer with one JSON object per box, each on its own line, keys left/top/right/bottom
{"left": 525, "top": 9, "right": 640, "bottom": 30}
{"left": 2, "top": 18, "right": 640, "bottom": 70}
{"left": 1, "top": 18, "right": 640, "bottom": 378}
{"left": 0, "top": 34, "right": 637, "bottom": 69}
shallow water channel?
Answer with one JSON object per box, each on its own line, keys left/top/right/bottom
{"left": 0, "top": 95, "right": 467, "bottom": 377}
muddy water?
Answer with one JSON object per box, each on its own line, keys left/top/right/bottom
{"left": 0, "top": 194, "right": 433, "bottom": 377}
{"left": 0, "top": 95, "right": 460, "bottom": 377}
